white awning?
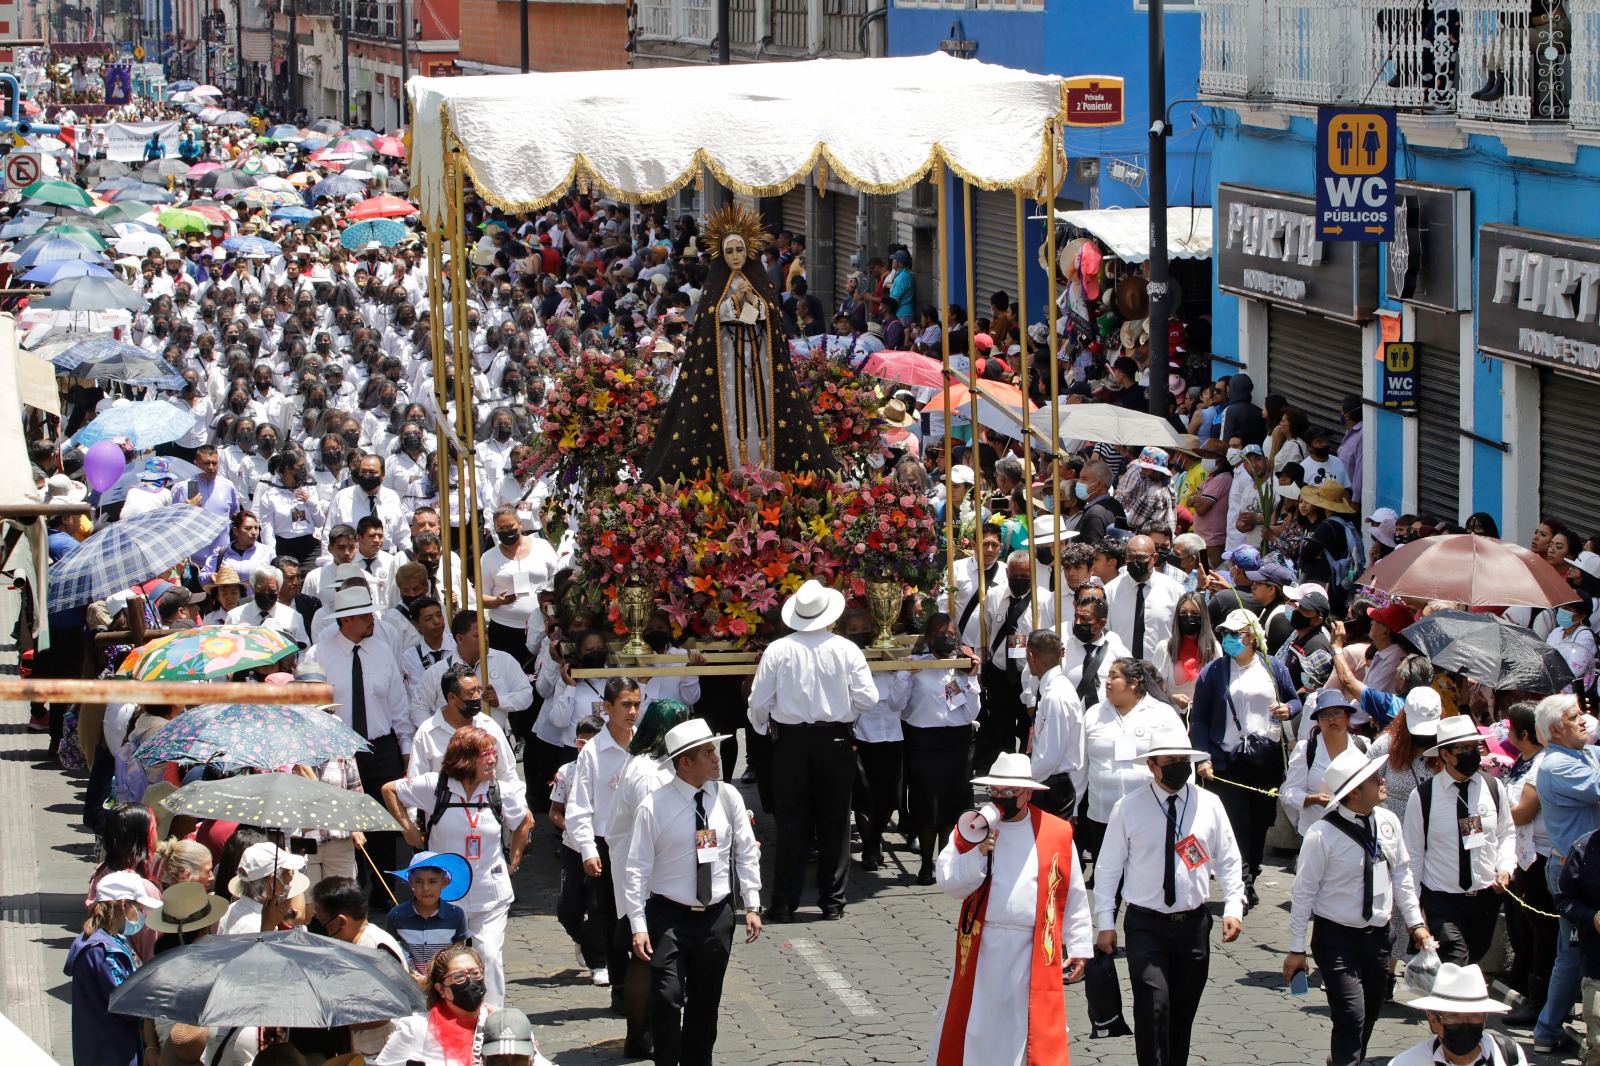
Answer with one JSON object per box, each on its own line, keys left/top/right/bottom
{"left": 1054, "top": 207, "right": 1213, "bottom": 264}
{"left": 407, "top": 54, "right": 1070, "bottom": 226}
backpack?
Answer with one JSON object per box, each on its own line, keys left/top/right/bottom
{"left": 1418, "top": 771, "right": 1508, "bottom": 843}
{"left": 1305, "top": 731, "right": 1369, "bottom": 769}
{"left": 419, "top": 776, "right": 510, "bottom": 858}
{"left": 1331, "top": 516, "right": 1365, "bottom": 591}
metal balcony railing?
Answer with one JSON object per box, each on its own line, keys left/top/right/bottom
{"left": 1360, "top": 0, "right": 1459, "bottom": 111}
{"left": 1452, "top": 0, "right": 1567, "bottom": 121}
{"left": 1572, "top": 0, "right": 1600, "bottom": 127}
{"left": 1199, "top": 0, "right": 1268, "bottom": 96}
{"left": 1271, "top": 0, "right": 1361, "bottom": 103}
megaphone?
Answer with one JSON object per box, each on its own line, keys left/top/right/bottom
{"left": 957, "top": 802, "right": 1003, "bottom": 844}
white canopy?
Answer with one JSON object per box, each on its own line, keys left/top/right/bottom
{"left": 407, "top": 54, "right": 1070, "bottom": 226}
{"left": 1054, "top": 207, "right": 1214, "bottom": 264}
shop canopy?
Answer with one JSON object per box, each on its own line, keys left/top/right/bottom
{"left": 1053, "top": 207, "right": 1214, "bottom": 265}
{"left": 407, "top": 54, "right": 1071, "bottom": 227}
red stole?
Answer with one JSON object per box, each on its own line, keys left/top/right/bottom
{"left": 936, "top": 806, "right": 1076, "bottom": 1066}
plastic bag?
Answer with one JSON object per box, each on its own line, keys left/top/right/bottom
{"left": 1405, "top": 944, "right": 1441, "bottom": 995}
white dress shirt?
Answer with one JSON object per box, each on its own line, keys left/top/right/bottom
{"left": 747, "top": 629, "right": 876, "bottom": 734}
{"left": 400, "top": 636, "right": 458, "bottom": 695}
{"left": 961, "top": 583, "right": 1057, "bottom": 671}
{"left": 311, "top": 631, "right": 415, "bottom": 752}
{"left": 566, "top": 728, "right": 632, "bottom": 862}
{"left": 1105, "top": 570, "right": 1186, "bottom": 660}
{"left": 854, "top": 669, "right": 912, "bottom": 743}
{"left": 1095, "top": 781, "right": 1247, "bottom": 928}
{"left": 1281, "top": 732, "right": 1367, "bottom": 834}
{"left": 331, "top": 484, "right": 410, "bottom": 553}
{"left": 1064, "top": 630, "right": 1130, "bottom": 707}
{"left": 902, "top": 656, "right": 981, "bottom": 730}
{"left": 1081, "top": 695, "right": 1187, "bottom": 823}
{"left": 624, "top": 777, "right": 763, "bottom": 931}
{"left": 535, "top": 677, "right": 609, "bottom": 749}
{"left": 409, "top": 649, "right": 533, "bottom": 739}
{"left": 256, "top": 483, "right": 324, "bottom": 544}
{"left": 606, "top": 753, "right": 678, "bottom": 912}
{"left": 1288, "top": 804, "right": 1422, "bottom": 953}
{"left": 1402, "top": 770, "right": 1516, "bottom": 893}
{"left": 226, "top": 599, "right": 310, "bottom": 647}
{"left": 1029, "top": 666, "right": 1085, "bottom": 783}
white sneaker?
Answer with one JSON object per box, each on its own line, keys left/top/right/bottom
{"left": 592, "top": 967, "right": 611, "bottom": 987}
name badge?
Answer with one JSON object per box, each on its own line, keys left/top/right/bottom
{"left": 464, "top": 834, "right": 482, "bottom": 861}
{"left": 1114, "top": 736, "right": 1138, "bottom": 762}
{"left": 1459, "top": 815, "right": 1486, "bottom": 850}
{"left": 1372, "top": 859, "right": 1389, "bottom": 886}
{"left": 592, "top": 701, "right": 607, "bottom": 716}
{"left": 696, "top": 828, "right": 719, "bottom": 863}
{"left": 1007, "top": 635, "right": 1027, "bottom": 660}
{"left": 944, "top": 679, "right": 962, "bottom": 705}
{"left": 1175, "top": 833, "right": 1209, "bottom": 871}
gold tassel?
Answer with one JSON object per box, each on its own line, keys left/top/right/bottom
{"left": 817, "top": 157, "right": 827, "bottom": 198}
{"left": 577, "top": 170, "right": 590, "bottom": 196}
{"left": 694, "top": 169, "right": 704, "bottom": 193}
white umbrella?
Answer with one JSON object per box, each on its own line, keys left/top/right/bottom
{"left": 1054, "top": 402, "right": 1183, "bottom": 449}
{"left": 169, "top": 91, "right": 196, "bottom": 104}
{"left": 115, "top": 232, "right": 173, "bottom": 257}
{"left": 960, "top": 395, "right": 1055, "bottom": 452}
{"left": 192, "top": 85, "right": 222, "bottom": 97}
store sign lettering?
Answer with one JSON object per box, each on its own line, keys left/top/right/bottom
{"left": 1224, "top": 202, "right": 1324, "bottom": 267}
{"left": 1477, "top": 224, "right": 1600, "bottom": 381}
{"left": 1217, "top": 184, "right": 1378, "bottom": 323}
{"left": 1491, "top": 247, "right": 1600, "bottom": 323}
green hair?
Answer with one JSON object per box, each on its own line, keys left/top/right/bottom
{"left": 630, "top": 699, "right": 693, "bottom": 757}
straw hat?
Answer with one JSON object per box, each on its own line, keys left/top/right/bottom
{"left": 203, "top": 564, "right": 246, "bottom": 592}
{"left": 146, "top": 881, "right": 229, "bottom": 934}
{"left": 880, "top": 399, "right": 915, "bottom": 428}
{"left": 1299, "top": 481, "right": 1356, "bottom": 514}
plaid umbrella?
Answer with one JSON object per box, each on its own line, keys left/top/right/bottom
{"left": 117, "top": 625, "right": 299, "bottom": 681}
{"left": 47, "top": 507, "right": 228, "bottom": 612}
{"left": 160, "top": 771, "right": 406, "bottom": 833}
{"left": 135, "top": 703, "right": 371, "bottom": 771}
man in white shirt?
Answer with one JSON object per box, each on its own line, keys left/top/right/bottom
{"left": 624, "top": 719, "right": 763, "bottom": 1066}
{"left": 1025, "top": 629, "right": 1084, "bottom": 820}
{"left": 1065, "top": 589, "right": 1129, "bottom": 708}
{"left": 411, "top": 611, "right": 533, "bottom": 740}
{"left": 352, "top": 514, "right": 401, "bottom": 609}
{"left": 748, "top": 580, "right": 876, "bottom": 922}
{"left": 961, "top": 551, "right": 1056, "bottom": 774}
{"left": 408, "top": 663, "right": 523, "bottom": 799}
{"left": 1105, "top": 534, "right": 1187, "bottom": 662}
{"left": 226, "top": 564, "right": 310, "bottom": 647}
{"left": 331, "top": 453, "right": 409, "bottom": 554}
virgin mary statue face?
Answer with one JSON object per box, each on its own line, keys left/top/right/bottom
{"left": 722, "top": 235, "right": 747, "bottom": 272}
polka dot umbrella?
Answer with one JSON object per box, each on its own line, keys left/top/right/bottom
{"left": 158, "top": 770, "right": 407, "bottom": 834}
{"left": 135, "top": 703, "right": 372, "bottom": 772}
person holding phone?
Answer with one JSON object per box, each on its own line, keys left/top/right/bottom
{"left": 479, "top": 504, "right": 559, "bottom": 662}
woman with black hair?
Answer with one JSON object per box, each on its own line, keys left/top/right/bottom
{"left": 1079, "top": 657, "right": 1187, "bottom": 862}
{"left": 1464, "top": 511, "right": 1500, "bottom": 538}
{"left": 85, "top": 803, "right": 163, "bottom": 962}
{"left": 256, "top": 450, "right": 324, "bottom": 567}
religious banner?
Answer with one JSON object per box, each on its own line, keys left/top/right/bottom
{"left": 103, "top": 63, "right": 132, "bottom": 106}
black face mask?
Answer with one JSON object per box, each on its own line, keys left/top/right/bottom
{"left": 1437, "top": 1021, "right": 1484, "bottom": 1056}
{"left": 253, "top": 591, "right": 278, "bottom": 612}
{"left": 496, "top": 530, "right": 520, "bottom": 547}
{"left": 846, "top": 631, "right": 873, "bottom": 649}
{"left": 1008, "top": 576, "right": 1031, "bottom": 597}
{"left": 1125, "top": 559, "right": 1152, "bottom": 582}
{"left": 993, "top": 795, "right": 1021, "bottom": 820}
{"left": 447, "top": 975, "right": 487, "bottom": 1013}
{"left": 930, "top": 634, "right": 959, "bottom": 656}
{"left": 1034, "top": 548, "right": 1054, "bottom": 568}
{"left": 494, "top": 427, "right": 513, "bottom": 442}
{"left": 1451, "top": 748, "right": 1482, "bottom": 777}
{"left": 1072, "top": 621, "right": 1097, "bottom": 645}
{"left": 643, "top": 630, "right": 672, "bottom": 653}
{"left": 356, "top": 473, "right": 383, "bottom": 492}
{"left": 1295, "top": 611, "right": 1320, "bottom": 630}
{"left": 460, "top": 698, "right": 483, "bottom": 717}
{"left": 1157, "top": 761, "right": 1193, "bottom": 790}
{"left": 402, "top": 434, "right": 423, "bottom": 452}
{"left": 579, "top": 649, "right": 609, "bottom": 669}
{"left": 401, "top": 593, "right": 427, "bottom": 615}
{"left": 342, "top": 431, "right": 361, "bottom": 447}
{"left": 1176, "top": 615, "right": 1203, "bottom": 636}
{"left": 421, "top": 558, "right": 440, "bottom": 574}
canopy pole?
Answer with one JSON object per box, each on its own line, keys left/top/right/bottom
{"left": 1016, "top": 186, "right": 1037, "bottom": 632}
{"left": 0, "top": 679, "right": 336, "bottom": 705}
{"left": 937, "top": 161, "right": 956, "bottom": 618}
{"left": 425, "top": 202, "right": 454, "bottom": 616}
{"left": 1045, "top": 123, "right": 1063, "bottom": 631}
{"left": 962, "top": 179, "right": 989, "bottom": 657}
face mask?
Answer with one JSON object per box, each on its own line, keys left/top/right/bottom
{"left": 992, "top": 794, "right": 1020, "bottom": 820}
{"left": 495, "top": 426, "right": 513, "bottom": 442}
{"left": 124, "top": 911, "right": 145, "bottom": 937}
{"left": 1034, "top": 548, "right": 1054, "bottom": 568}
{"left": 238, "top": 438, "right": 257, "bottom": 455}
{"left": 1438, "top": 1021, "right": 1484, "bottom": 1056}
{"left": 1177, "top": 615, "right": 1202, "bottom": 636}
{"left": 461, "top": 698, "right": 483, "bottom": 716}
{"left": 1157, "top": 761, "right": 1193, "bottom": 790}
{"left": 1008, "top": 576, "right": 1031, "bottom": 597}
{"left": 356, "top": 473, "right": 383, "bottom": 492}
{"left": 643, "top": 630, "right": 672, "bottom": 653}
{"left": 254, "top": 591, "right": 278, "bottom": 612}
{"left": 846, "top": 631, "right": 873, "bottom": 649}
{"left": 342, "top": 430, "right": 362, "bottom": 447}
{"left": 1072, "top": 621, "right": 1096, "bottom": 645}
{"left": 422, "top": 558, "right": 440, "bottom": 574}
{"left": 1126, "top": 559, "right": 1152, "bottom": 582}
{"left": 402, "top": 434, "right": 423, "bottom": 452}
{"left": 1220, "top": 634, "right": 1247, "bottom": 658}
{"left": 1452, "top": 747, "right": 1482, "bottom": 777}
{"left": 580, "top": 649, "right": 608, "bottom": 669}
{"left": 930, "top": 634, "right": 959, "bottom": 656}
{"left": 258, "top": 440, "right": 276, "bottom": 457}
{"left": 1201, "top": 458, "right": 1218, "bottom": 474}
{"left": 230, "top": 400, "right": 247, "bottom": 414}
{"left": 447, "top": 975, "right": 488, "bottom": 1013}
{"left": 1075, "top": 481, "right": 1090, "bottom": 502}
{"left": 1226, "top": 448, "right": 1245, "bottom": 468}
{"left": 1557, "top": 607, "right": 1576, "bottom": 628}
{"left": 496, "top": 529, "right": 520, "bottom": 547}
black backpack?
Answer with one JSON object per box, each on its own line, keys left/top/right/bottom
{"left": 418, "top": 776, "right": 510, "bottom": 858}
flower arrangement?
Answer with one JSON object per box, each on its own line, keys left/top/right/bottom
{"left": 525, "top": 346, "right": 661, "bottom": 489}
{"left": 788, "top": 350, "right": 887, "bottom": 468}
{"left": 835, "top": 477, "right": 945, "bottom": 589}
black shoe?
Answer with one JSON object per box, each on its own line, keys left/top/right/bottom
{"left": 1503, "top": 1000, "right": 1542, "bottom": 1027}
{"left": 609, "top": 995, "right": 626, "bottom": 1016}
{"left": 622, "top": 1038, "right": 655, "bottom": 1059}
{"left": 861, "top": 850, "right": 884, "bottom": 870}
{"left": 1471, "top": 71, "right": 1506, "bottom": 102}
{"left": 741, "top": 768, "right": 756, "bottom": 784}
{"left": 1245, "top": 883, "right": 1259, "bottom": 910}
{"left": 1533, "top": 1033, "right": 1577, "bottom": 1055}
{"left": 1385, "top": 972, "right": 1397, "bottom": 1003}
{"left": 916, "top": 862, "right": 937, "bottom": 886}
{"left": 821, "top": 906, "right": 845, "bottom": 920}
{"left": 767, "top": 905, "right": 795, "bottom": 924}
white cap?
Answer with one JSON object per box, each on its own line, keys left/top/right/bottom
{"left": 93, "top": 870, "right": 162, "bottom": 908}
{"left": 1367, "top": 507, "right": 1399, "bottom": 548}
{"left": 950, "top": 464, "right": 975, "bottom": 486}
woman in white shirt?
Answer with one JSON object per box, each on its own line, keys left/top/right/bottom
{"left": 901, "top": 612, "right": 982, "bottom": 885}
{"left": 375, "top": 944, "right": 555, "bottom": 1066}
{"left": 478, "top": 504, "right": 558, "bottom": 662}
{"left": 1077, "top": 657, "right": 1186, "bottom": 860}
{"left": 385, "top": 727, "right": 531, "bottom": 1009}
{"left": 1546, "top": 594, "right": 1596, "bottom": 695}
{"left": 842, "top": 609, "right": 911, "bottom": 874}
{"left": 255, "top": 452, "right": 325, "bottom": 566}
{"left": 1279, "top": 691, "right": 1368, "bottom": 835}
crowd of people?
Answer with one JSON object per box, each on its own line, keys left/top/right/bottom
{"left": 18, "top": 78, "right": 1600, "bottom": 1066}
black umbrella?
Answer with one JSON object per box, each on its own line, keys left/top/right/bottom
{"left": 1401, "top": 609, "right": 1576, "bottom": 694}
{"left": 108, "top": 928, "right": 424, "bottom": 1027}
{"left": 193, "top": 168, "right": 257, "bottom": 192}
{"left": 81, "top": 159, "right": 132, "bottom": 181}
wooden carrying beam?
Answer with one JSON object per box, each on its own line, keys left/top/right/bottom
{"left": 571, "top": 658, "right": 975, "bottom": 678}
{"left": 0, "top": 679, "right": 337, "bottom": 706}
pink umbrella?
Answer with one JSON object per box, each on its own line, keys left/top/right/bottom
{"left": 863, "top": 350, "right": 946, "bottom": 389}
{"left": 371, "top": 136, "right": 405, "bottom": 158}
{"left": 1357, "top": 534, "right": 1579, "bottom": 609}
{"left": 187, "top": 162, "right": 222, "bottom": 177}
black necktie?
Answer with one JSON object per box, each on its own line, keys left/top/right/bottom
{"left": 367, "top": 492, "right": 378, "bottom": 519}
{"left": 363, "top": 556, "right": 374, "bottom": 573}
{"left": 1133, "top": 582, "right": 1148, "bottom": 659}
{"left": 1456, "top": 780, "right": 1472, "bottom": 890}
{"left": 694, "top": 789, "right": 713, "bottom": 905}
{"left": 1164, "top": 794, "right": 1179, "bottom": 907}
{"left": 1357, "top": 814, "right": 1374, "bottom": 920}
{"left": 1078, "top": 643, "right": 1104, "bottom": 706}
{"left": 350, "top": 644, "right": 368, "bottom": 738}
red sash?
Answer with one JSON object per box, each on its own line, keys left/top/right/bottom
{"left": 936, "top": 805, "right": 1076, "bottom": 1066}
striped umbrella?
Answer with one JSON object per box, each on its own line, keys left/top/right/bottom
{"left": 47, "top": 507, "right": 228, "bottom": 612}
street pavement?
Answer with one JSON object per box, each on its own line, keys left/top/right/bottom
{"left": 0, "top": 709, "right": 1583, "bottom": 1065}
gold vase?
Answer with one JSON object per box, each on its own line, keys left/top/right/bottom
{"left": 618, "top": 580, "right": 653, "bottom": 657}
{"left": 865, "top": 579, "right": 901, "bottom": 651}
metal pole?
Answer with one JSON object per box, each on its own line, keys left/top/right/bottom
{"left": 717, "top": 0, "right": 729, "bottom": 64}
{"left": 235, "top": 0, "right": 243, "bottom": 96}
{"left": 1045, "top": 123, "right": 1062, "bottom": 629}
{"left": 398, "top": 0, "right": 408, "bottom": 123}
{"left": 1016, "top": 186, "right": 1036, "bottom": 632}
{"left": 1147, "top": 0, "right": 1172, "bottom": 423}
{"left": 287, "top": 0, "right": 297, "bottom": 115}
{"left": 937, "top": 162, "right": 956, "bottom": 617}
{"left": 963, "top": 179, "right": 994, "bottom": 650}
{"left": 341, "top": 0, "right": 351, "bottom": 123}
{"left": 519, "top": 0, "right": 528, "bottom": 72}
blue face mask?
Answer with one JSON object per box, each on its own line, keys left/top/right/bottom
{"left": 124, "top": 910, "right": 145, "bottom": 937}
{"left": 1220, "top": 633, "right": 1247, "bottom": 658}
{"left": 1075, "top": 481, "right": 1090, "bottom": 502}
{"left": 1557, "top": 608, "right": 1576, "bottom": 628}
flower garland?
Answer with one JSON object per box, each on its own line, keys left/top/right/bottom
{"left": 526, "top": 345, "right": 661, "bottom": 489}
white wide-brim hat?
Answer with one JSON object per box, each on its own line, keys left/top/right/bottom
{"left": 1126, "top": 721, "right": 1209, "bottom": 761}
{"left": 781, "top": 579, "right": 845, "bottom": 633}
{"left": 1422, "top": 715, "right": 1482, "bottom": 757}
{"left": 662, "top": 718, "right": 731, "bottom": 762}
{"left": 1404, "top": 963, "right": 1510, "bottom": 1014}
{"left": 971, "top": 752, "right": 1050, "bottom": 790}
{"left": 330, "top": 584, "right": 376, "bottom": 619}
{"left": 1324, "top": 747, "right": 1387, "bottom": 807}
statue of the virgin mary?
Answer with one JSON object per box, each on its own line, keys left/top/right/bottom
{"left": 639, "top": 203, "right": 838, "bottom": 483}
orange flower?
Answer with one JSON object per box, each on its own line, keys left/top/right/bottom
{"left": 759, "top": 503, "right": 782, "bottom": 527}
{"left": 687, "top": 575, "right": 717, "bottom": 594}
{"left": 760, "top": 559, "right": 788, "bottom": 583}
{"left": 891, "top": 509, "right": 908, "bottom": 527}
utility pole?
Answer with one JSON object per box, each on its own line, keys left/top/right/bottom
{"left": 519, "top": 0, "right": 527, "bottom": 72}
{"left": 234, "top": 0, "right": 243, "bottom": 96}
{"left": 716, "top": 0, "right": 728, "bottom": 64}
{"left": 287, "top": 0, "right": 297, "bottom": 114}
{"left": 1146, "top": 0, "right": 1171, "bottom": 423}
{"left": 397, "top": 0, "right": 407, "bottom": 122}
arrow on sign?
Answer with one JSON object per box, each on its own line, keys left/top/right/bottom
{"left": 1323, "top": 225, "right": 1344, "bottom": 235}
{"left": 1365, "top": 226, "right": 1384, "bottom": 233}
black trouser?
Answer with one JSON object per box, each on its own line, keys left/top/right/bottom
{"left": 1212, "top": 756, "right": 1283, "bottom": 885}
{"left": 1032, "top": 773, "right": 1079, "bottom": 822}
{"left": 590, "top": 839, "right": 632, "bottom": 983}
{"left": 524, "top": 737, "right": 575, "bottom": 811}
{"left": 645, "top": 895, "right": 735, "bottom": 1066}
{"left": 272, "top": 533, "right": 322, "bottom": 568}
{"left": 355, "top": 731, "right": 405, "bottom": 904}
{"left": 486, "top": 619, "right": 531, "bottom": 670}
{"left": 770, "top": 722, "right": 855, "bottom": 912}
{"left": 1419, "top": 886, "right": 1503, "bottom": 966}
{"left": 853, "top": 739, "right": 903, "bottom": 860}
{"left": 1124, "top": 904, "right": 1212, "bottom": 1066}
{"left": 745, "top": 727, "right": 773, "bottom": 813}
{"left": 1311, "top": 918, "right": 1392, "bottom": 1066}
{"left": 698, "top": 675, "right": 745, "bottom": 781}
{"left": 556, "top": 845, "right": 609, "bottom": 970}
{"left": 975, "top": 663, "right": 1025, "bottom": 771}
{"left": 1507, "top": 856, "right": 1558, "bottom": 1000}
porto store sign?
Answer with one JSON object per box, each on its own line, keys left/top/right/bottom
{"left": 1216, "top": 184, "right": 1378, "bottom": 323}
{"left": 1478, "top": 224, "right": 1600, "bottom": 379}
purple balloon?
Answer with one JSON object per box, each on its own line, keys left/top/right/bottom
{"left": 83, "top": 440, "right": 127, "bottom": 493}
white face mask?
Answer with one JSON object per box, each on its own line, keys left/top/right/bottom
{"left": 1225, "top": 448, "right": 1245, "bottom": 468}
{"left": 1201, "top": 458, "right": 1218, "bottom": 474}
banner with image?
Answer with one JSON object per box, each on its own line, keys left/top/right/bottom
{"left": 104, "top": 119, "right": 180, "bottom": 162}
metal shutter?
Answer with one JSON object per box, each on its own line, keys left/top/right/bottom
{"left": 972, "top": 189, "right": 1018, "bottom": 320}
{"left": 1266, "top": 307, "right": 1363, "bottom": 446}
{"left": 1412, "top": 310, "right": 1463, "bottom": 524}
{"left": 1539, "top": 369, "right": 1600, "bottom": 533}
{"left": 781, "top": 186, "right": 807, "bottom": 248}
{"left": 833, "top": 191, "right": 859, "bottom": 302}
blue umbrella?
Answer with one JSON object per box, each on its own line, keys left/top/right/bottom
{"left": 338, "top": 218, "right": 405, "bottom": 250}
{"left": 299, "top": 136, "right": 330, "bottom": 152}
{"left": 310, "top": 175, "right": 365, "bottom": 201}
{"left": 95, "top": 177, "right": 146, "bottom": 192}
{"left": 71, "top": 400, "right": 197, "bottom": 450}
{"left": 266, "top": 124, "right": 302, "bottom": 141}
{"left": 13, "top": 238, "right": 105, "bottom": 270}
{"left": 22, "top": 259, "right": 115, "bottom": 285}
{"left": 1, "top": 212, "right": 48, "bottom": 239}
{"left": 54, "top": 338, "right": 183, "bottom": 383}
{"left": 222, "top": 235, "right": 283, "bottom": 258}
{"left": 343, "top": 129, "right": 380, "bottom": 141}
{"left": 136, "top": 702, "right": 371, "bottom": 770}
{"left": 47, "top": 507, "right": 228, "bottom": 613}
{"left": 272, "top": 206, "right": 318, "bottom": 225}
{"left": 92, "top": 455, "right": 201, "bottom": 507}
{"left": 168, "top": 80, "right": 198, "bottom": 93}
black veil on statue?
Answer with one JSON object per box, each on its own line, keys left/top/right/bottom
{"left": 639, "top": 229, "right": 838, "bottom": 484}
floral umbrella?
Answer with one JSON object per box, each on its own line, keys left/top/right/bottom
{"left": 116, "top": 625, "right": 299, "bottom": 681}
{"left": 135, "top": 703, "right": 371, "bottom": 771}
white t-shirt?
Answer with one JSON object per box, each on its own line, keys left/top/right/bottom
{"left": 392, "top": 773, "right": 527, "bottom": 913}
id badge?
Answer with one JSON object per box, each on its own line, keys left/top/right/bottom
{"left": 465, "top": 834, "right": 482, "bottom": 861}
{"left": 944, "top": 679, "right": 962, "bottom": 708}
{"left": 1175, "top": 833, "right": 1209, "bottom": 871}
{"left": 1459, "top": 815, "right": 1486, "bottom": 850}
{"left": 1114, "top": 736, "right": 1137, "bottom": 762}
{"left": 695, "top": 828, "right": 719, "bottom": 863}
{"left": 1007, "top": 634, "right": 1027, "bottom": 660}
{"left": 592, "top": 701, "right": 607, "bottom": 717}
{"left": 1372, "top": 860, "right": 1389, "bottom": 886}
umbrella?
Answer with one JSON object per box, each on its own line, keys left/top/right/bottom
{"left": 343, "top": 128, "right": 380, "bottom": 141}
{"left": 338, "top": 218, "right": 406, "bottom": 250}
{"left": 184, "top": 202, "right": 234, "bottom": 225}
{"left": 236, "top": 188, "right": 301, "bottom": 209}
{"left": 37, "top": 224, "right": 111, "bottom": 249}
{"left": 95, "top": 176, "right": 146, "bottom": 192}
{"left": 10, "top": 238, "right": 104, "bottom": 269}
{"left": 192, "top": 85, "right": 222, "bottom": 97}
{"left": 92, "top": 454, "right": 200, "bottom": 506}
{"left": 108, "top": 928, "right": 424, "bottom": 1028}
{"left": 254, "top": 176, "right": 298, "bottom": 192}
{"left": 34, "top": 275, "right": 149, "bottom": 312}
{"left": 114, "top": 231, "right": 173, "bottom": 257}
{"left": 344, "top": 194, "right": 415, "bottom": 220}
{"left": 963, "top": 395, "right": 1055, "bottom": 452}
{"left": 167, "top": 79, "right": 198, "bottom": 92}
{"left": 47, "top": 507, "right": 228, "bottom": 613}
{"left": 100, "top": 202, "right": 161, "bottom": 225}
{"left": 157, "top": 209, "right": 210, "bottom": 234}
{"left": 222, "top": 235, "right": 283, "bottom": 259}
{"left": 0, "top": 213, "right": 48, "bottom": 239}
{"left": 21, "top": 179, "right": 96, "bottom": 209}
{"left": 106, "top": 185, "right": 176, "bottom": 204}
{"left": 212, "top": 110, "right": 251, "bottom": 126}
{"left": 308, "top": 118, "right": 343, "bottom": 135}
{"left": 272, "top": 206, "right": 318, "bottom": 225}
{"left": 185, "top": 161, "right": 222, "bottom": 176}
{"left": 161, "top": 771, "right": 407, "bottom": 833}
{"left": 1358, "top": 534, "right": 1580, "bottom": 609}
{"left": 309, "top": 175, "right": 366, "bottom": 201}
{"left": 135, "top": 702, "right": 371, "bottom": 770}
{"left": 194, "top": 168, "right": 256, "bottom": 192}
{"left": 1054, "top": 401, "right": 1183, "bottom": 448}
{"left": 21, "top": 259, "right": 114, "bottom": 285}
{"left": 71, "top": 398, "right": 196, "bottom": 448}
{"left": 1401, "top": 609, "right": 1576, "bottom": 694}
{"left": 142, "top": 158, "right": 192, "bottom": 181}
{"left": 266, "top": 124, "right": 302, "bottom": 141}
{"left": 54, "top": 337, "right": 179, "bottom": 377}
{"left": 371, "top": 135, "right": 405, "bottom": 158}
{"left": 862, "top": 350, "right": 945, "bottom": 389}
{"left": 115, "top": 625, "right": 302, "bottom": 682}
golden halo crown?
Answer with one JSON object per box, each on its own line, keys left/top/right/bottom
{"left": 702, "top": 203, "right": 771, "bottom": 260}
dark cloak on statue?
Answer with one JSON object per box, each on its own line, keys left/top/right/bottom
{"left": 639, "top": 252, "right": 838, "bottom": 484}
